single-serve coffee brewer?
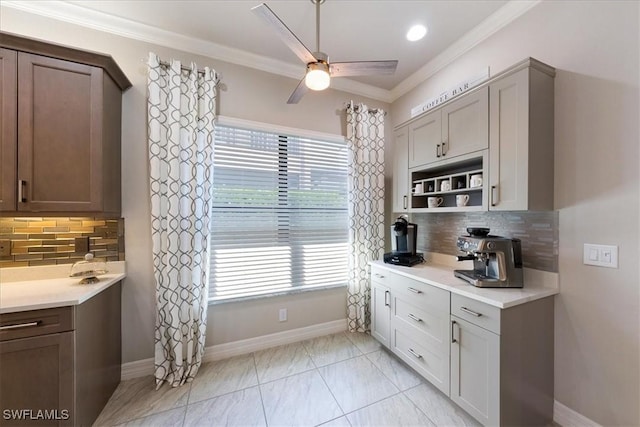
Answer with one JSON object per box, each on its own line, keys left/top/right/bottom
{"left": 383, "top": 215, "right": 423, "bottom": 266}
{"left": 453, "top": 227, "right": 523, "bottom": 288}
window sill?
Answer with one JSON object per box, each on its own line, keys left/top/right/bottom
{"left": 208, "top": 283, "right": 347, "bottom": 306}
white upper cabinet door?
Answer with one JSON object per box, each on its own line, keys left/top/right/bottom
{"left": 392, "top": 127, "right": 409, "bottom": 212}
{"left": 408, "top": 109, "right": 441, "bottom": 168}
{"left": 489, "top": 66, "right": 554, "bottom": 211}
{"left": 441, "top": 87, "right": 489, "bottom": 160}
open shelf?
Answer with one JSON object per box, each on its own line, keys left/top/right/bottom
{"left": 409, "top": 152, "right": 488, "bottom": 211}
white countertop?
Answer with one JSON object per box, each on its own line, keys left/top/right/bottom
{"left": 0, "top": 261, "right": 126, "bottom": 314}
{"left": 370, "top": 254, "right": 558, "bottom": 309}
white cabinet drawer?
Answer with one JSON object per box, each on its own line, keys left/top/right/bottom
{"left": 393, "top": 328, "right": 449, "bottom": 395}
{"left": 371, "top": 266, "right": 449, "bottom": 313}
{"left": 451, "top": 294, "right": 501, "bottom": 334}
{"left": 393, "top": 297, "right": 449, "bottom": 348}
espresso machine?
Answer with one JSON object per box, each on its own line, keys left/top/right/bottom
{"left": 453, "top": 228, "right": 523, "bottom": 288}
{"left": 384, "top": 216, "right": 423, "bottom": 266}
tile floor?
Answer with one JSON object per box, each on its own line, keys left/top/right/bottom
{"left": 93, "top": 332, "right": 480, "bottom": 427}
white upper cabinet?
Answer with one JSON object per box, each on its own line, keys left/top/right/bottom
{"left": 392, "top": 127, "right": 409, "bottom": 212}
{"left": 488, "top": 62, "right": 555, "bottom": 211}
{"left": 408, "top": 87, "right": 488, "bottom": 169}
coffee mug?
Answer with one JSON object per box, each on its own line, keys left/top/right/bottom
{"left": 440, "top": 181, "right": 451, "bottom": 192}
{"left": 456, "top": 194, "right": 470, "bottom": 207}
{"left": 413, "top": 183, "right": 424, "bottom": 194}
{"left": 427, "top": 197, "right": 444, "bottom": 208}
{"left": 470, "top": 174, "right": 483, "bottom": 188}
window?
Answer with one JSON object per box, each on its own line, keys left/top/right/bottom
{"left": 210, "top": 118, "right": 348, "bottom": 302}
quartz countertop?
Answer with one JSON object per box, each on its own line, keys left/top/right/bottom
{"left": 370, "top": 254, "right": 558, "bottom": 309}
{"left": 0, "top": 261, "right": 126, "bottom": 314}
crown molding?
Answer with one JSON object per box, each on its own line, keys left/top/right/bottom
{"left": 1, "top": 0, "right": 539, "bottom": 104}
{"left": 389, "top": 0, "right": 542, "bottom": 101}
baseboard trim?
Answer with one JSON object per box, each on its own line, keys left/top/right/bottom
{"left": 121, "top": 318, "right": 347, "bottom": 381}
{"left": 554, "top": 400, "right": 601, "bottom": 427}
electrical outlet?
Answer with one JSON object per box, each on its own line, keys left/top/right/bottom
{"left": 0, "top": 240, "right": 10, "bottom": 257}
{"left": 278, "top": 308, "right": 287, "bottom": 322}
{"left": 583, "top": 244, "right": 618, "bottom": 268}
{"left": 74, "top": 236, "right": 90, "bottom": 254}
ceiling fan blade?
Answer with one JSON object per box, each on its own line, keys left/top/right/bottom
{"left": 252, "top": 3, "right": 317, "bottom": 65}
{"left": 287, "top": 77, "right": 309, "bottom": 104}
{"left": 330, "top": 60, "right": 399, "bottom": 77}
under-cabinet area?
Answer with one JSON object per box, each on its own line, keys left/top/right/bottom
{"left": 392, "top": 58, "right": 555, "bottom": 213}
{"left": 370, "top": 261, "right": 556, "bottom": 426}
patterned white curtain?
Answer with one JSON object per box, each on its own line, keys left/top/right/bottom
{"left": 147, "top": 52, "right": 217, "bottom": 388}
{"left": 346, "top": 102, "right": 386, "bottom": 332}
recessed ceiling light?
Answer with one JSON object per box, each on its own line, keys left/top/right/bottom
{"left": 406, "top": 24, "right": 427, "bottom": 42}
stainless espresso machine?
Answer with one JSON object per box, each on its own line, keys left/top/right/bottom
{"left": 453, "top": 228, "right": 524, "bottom": 288}
{"left": 383, "top": 216, "right": 423, "bottom": 266}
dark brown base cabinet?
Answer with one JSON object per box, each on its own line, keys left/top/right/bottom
{"left": 0, "top": 32, "right": 130, "bottom": 216}
{"left": 0, "top": 282, "right": 122, "bottom": 426}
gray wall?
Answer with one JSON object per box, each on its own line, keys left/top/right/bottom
{"left": 391, "top": 1, "right": 639, "bottom": 425}
{"left": 0, "top": 7, "right": 390, "bottom": 364}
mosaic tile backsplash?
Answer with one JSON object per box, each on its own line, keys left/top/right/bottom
{"left": 0, "top": 217, "right": 124, "bottom": 268}
{"left": 412, "top": 211, "right": 558, "bottom": 272}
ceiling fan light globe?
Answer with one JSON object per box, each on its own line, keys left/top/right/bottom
{"left": 305, "top": 63, "right": 330, "bottom": 91}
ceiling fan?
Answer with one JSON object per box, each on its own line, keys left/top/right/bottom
{"left": 252, "top": 0, "right": 399, "bottom": 104}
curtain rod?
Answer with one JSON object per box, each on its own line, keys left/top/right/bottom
{"left": 143, "top": 58, "right": 222, "bottom": 84}
{"left": 345, "top": 102, "right": 386, "bottom": 116}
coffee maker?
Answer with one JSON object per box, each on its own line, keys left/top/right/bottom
{"left": 383, "top": 216, "right": 423, "bottom": 266}
{"left": 453, "top": 228, "right": 523, "bottom": 288}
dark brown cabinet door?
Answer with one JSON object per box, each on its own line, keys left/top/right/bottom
{"left": 17, "top": 53, "right": 103, "bottom": 212}
{"left": 0, "top": 48, "right": 17, "bottom": 212}
{"left": 0, "top": 331, "right": 74, "bottom": 426}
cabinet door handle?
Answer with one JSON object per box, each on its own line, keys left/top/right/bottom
{"left": 460, "top": 306, "right": 483, "bottom": 317}
{"left": 384, "top": 290, "right": 390, "bottom": 307}
{"left": 0, "top": 321, "right": 40, "bottom": 331}
{"left": 442, "top": 140, "right": 447, "bottom": 156}
{"left": 491, "top": 185, "right": 498, "bottom": 207}
{"left": 403, "top": 195, "right": 408, "bottom": 210}
{"left": 451, "top": 320, "right": 459, "bottom": 343}
{"left": 436, "top": 144, "right": 441, "bottom": 158}
{"left": 407, "top": 313, "right": 422, "bottom": 323}
{"left": 407, "top": 287, "right": 422, "bottom": 294}
{"left": 17, "top": 180, "right": 27, "bottom": 203}
{"left": 408, "top": 348, "right": 423, "bottom": 359}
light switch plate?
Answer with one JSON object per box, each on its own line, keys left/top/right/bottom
{"left": 583, "top": 244, "right": 618, "bottom": 268}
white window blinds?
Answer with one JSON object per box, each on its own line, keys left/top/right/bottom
{"left": 210, "top": 123, "right": 348, "bottom": 302}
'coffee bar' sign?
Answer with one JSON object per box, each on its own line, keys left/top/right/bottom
{"left": 410, "top": 68, "right": 490, "bottom": 118}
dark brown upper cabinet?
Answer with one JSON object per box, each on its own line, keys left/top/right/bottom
{"left": 0, "top": 32, "right": 131, "bottom": 216}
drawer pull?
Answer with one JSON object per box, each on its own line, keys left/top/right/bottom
{"left": 0, "top": 321, "right": 40, "bottom": 331}
{"left": 460, "top": 306, "right": 483, "bottom": 317}
{"left": 408, "top": 348, "right": 423, "bottom": 359}
{"left": 374, "top": 273, "right": 385, "bottom": 279}
{"left": 407, "top": 287, "right": 422, "bottom": 294}
{"left": 407, "top": 313, "right": 422, "bottom": 323}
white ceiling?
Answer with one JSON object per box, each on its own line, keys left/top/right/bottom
{"left": 3, "top": 0, "right": 539, "bottom": 101}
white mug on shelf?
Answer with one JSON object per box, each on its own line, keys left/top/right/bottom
{"left": 440, "top": 181, "right": 451, "bottom": 192}
{"left": 413, "top": 183, "right": 424, "bottom": 194}
{"left": 456, "top": 194, "right": 470, "bottom": 207}
{"left": 427, "top": 197, "right": 444, "bottom": 208}
{"left": 470, "top": 174, "right": 483, "bottom": 188}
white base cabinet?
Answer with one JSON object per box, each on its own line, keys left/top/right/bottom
{"left": 370, "top": 265, "right": 554, "bottom": 426}
{"left": 451, "top": 315, "right": 500, "bottom": 426}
